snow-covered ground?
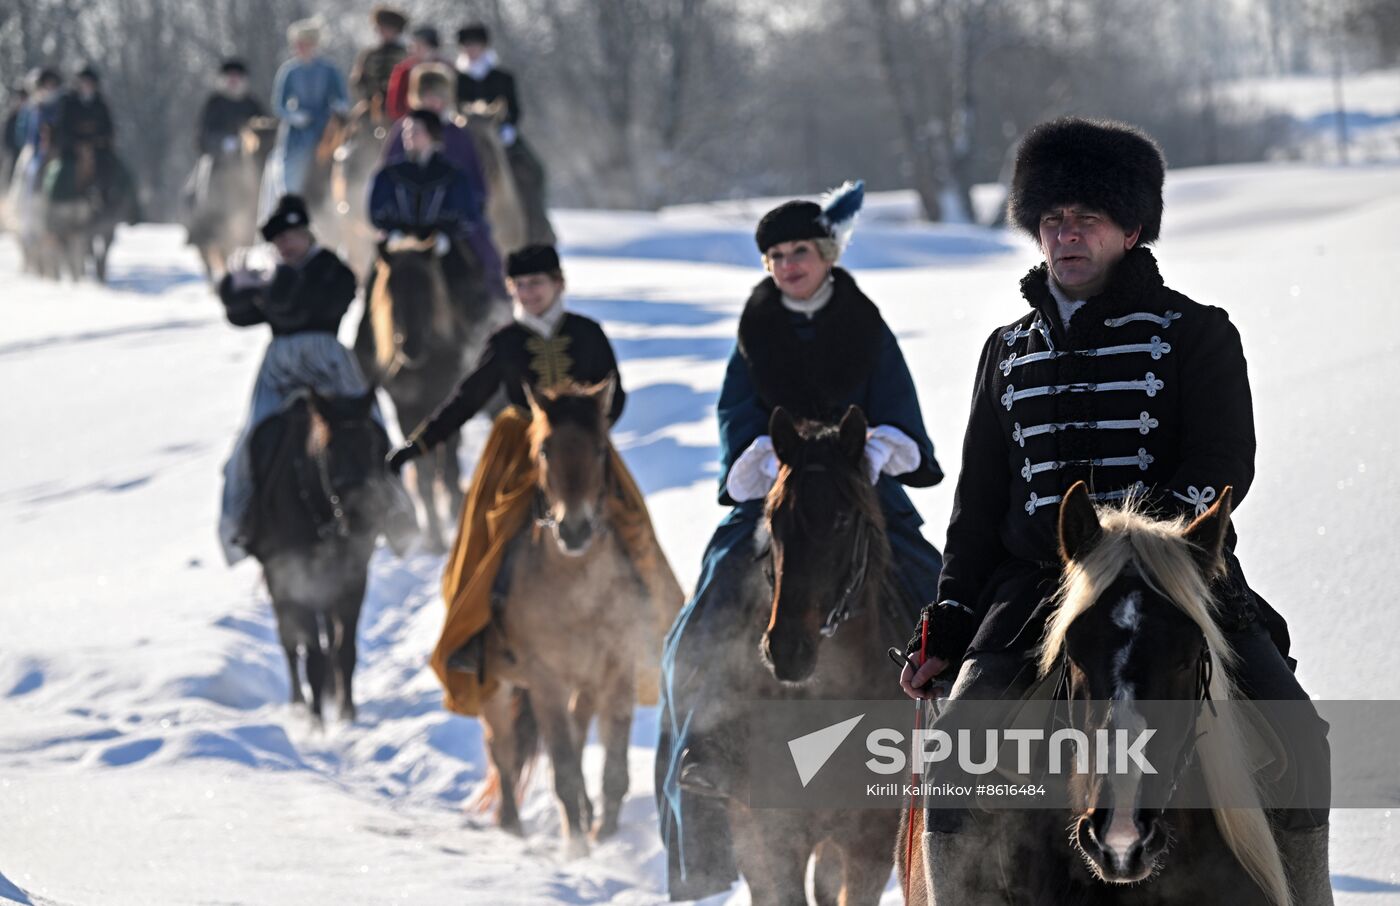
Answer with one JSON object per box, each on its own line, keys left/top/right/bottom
{"left": 2, "top": 160, "right": 1399, "bottom": 905}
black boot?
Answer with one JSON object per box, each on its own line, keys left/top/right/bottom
{"left": 446, "top": 632, "right": 485, "bottom": 675}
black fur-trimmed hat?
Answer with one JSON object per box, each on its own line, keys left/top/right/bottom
{"left": 1008, "top": 117, "right": 1166, "bottom": 244}
{"left": 458, "top": 23, "right": 490, "bottom": 45}
{"left": 754, "top": 201, "right": 827, "bottom": 254}
{"left": 506, "top": 244, "right": 561, "bottom": 277}
{"left": 219, "top": 58, "right": 249, "bottom": 76}
{"left": 371, "top": 5, "right": 408, "bottom": 31}
{"left": 261, "top": 194, "right": 311, "bottom": 241}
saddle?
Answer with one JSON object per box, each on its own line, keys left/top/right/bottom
{"left": 246, "top": 391, "right": 386, "bottom": 557}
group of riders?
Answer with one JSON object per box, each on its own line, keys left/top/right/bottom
{"left": 2, "top": 63, "right": 140, "bottom": 278}
{"left": 193, "top": 12, "right": 1332, "bottom": 902}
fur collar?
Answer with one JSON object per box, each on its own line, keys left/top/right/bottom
{"left": 1020, "top": 246, "right": 1167, "bottom": 331}
{"left": 737, "top": 267, "right": 885, "bottom": 415}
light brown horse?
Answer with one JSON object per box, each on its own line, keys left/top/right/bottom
{"left": 457, "top": 101, "right": 527, "bottom": 256}
{"left": 326, "top": 101, "right": 391, "bottom": 276}
{"left": 477, "top": 381, "right": 650, "bottom": 858}
{"left": 189, "top": 116, "right": 277, "bottom": 283}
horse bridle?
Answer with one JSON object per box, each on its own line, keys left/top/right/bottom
{"left": 532, "top": 445, "right": 612, "bottom": 541}
{"left": 761, "top": 462, "right": 875, "bottom": 638}
{"left": 1048, "top": 643, "right": 1216, "bottom": 804}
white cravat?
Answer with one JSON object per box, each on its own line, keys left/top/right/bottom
{"left": 514, "top": 297, "right": 566, "bottom": 337}
{"left": 780, "top": 274, "right": 835, "bottom": 319}
{"left": 1047, "top": 275, "right": 1087, "bottom": 328}
{"left": 458, "top": 49, "right": 498, "bottom": 81}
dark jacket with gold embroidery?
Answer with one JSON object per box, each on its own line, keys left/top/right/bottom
{"left": 410, "top": 312, "right": 624, "bottom": 449}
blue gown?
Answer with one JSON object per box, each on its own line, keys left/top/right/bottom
{"left": 259, "top": 56, "right": 348, "bottom": 218}
{"left": 655, "top": 269, "right": 944, "bottom": 899}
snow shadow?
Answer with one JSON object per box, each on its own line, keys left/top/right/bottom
{"left": 618, "top": 435, "right": 717, "bottom": 496}
{"left": 614, "top": 382, "right": 713, "bottom": 440}
{"left": 0, "top": 869, "right": 33, "bottom": 905}
{"left": 565, "top": 223, "right": 1017, "bottom": 270}
{"left": 609, "top": 336, "right": 733, "bottom": 364}
{"left": 0, "top": 318, "right": 207, "bottom": 358}
{"left": 1332, "top": 874, "right": 1400, "bottom": 893}
{"left": 104, "top": 265, "right": 206, "bottom": 295}
{"left": 570, "top": 293, "right": 732, "bottom": 330}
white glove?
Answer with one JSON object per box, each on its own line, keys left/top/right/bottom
{"left": 863, "top": 425, "right": 921, "bottom": 485}
{"left": 433, "top": 232, "right": 452, "bottom": 257}
{"left": 286, "top": 110, "right": 311, "bottom": 129}
{"left": 726, "top": 435, "right": 780, "bottom": 503}
{"left": 221, "top": 135, "right": 239, "bottom": 154}
{"left": 230, "top": 267, "right": 267, "bottom": 292}
{"left": 499, "top": 124, "right": 518, "bottom": 147}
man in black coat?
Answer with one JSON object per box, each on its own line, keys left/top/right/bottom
{"left": 196, "top": 60, "right": 266, "bottom": 158}
{"left": 454, "top": 22, "right": 555, "bottom": 245}
{"left": 901, "top": 118, "right": 1333, "bottom": 904}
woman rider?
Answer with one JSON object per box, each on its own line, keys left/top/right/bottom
{"left": 385, "top": 244, "right": 684, "bottom": 718}
{"left": 218, "top": 194, "right": 415, "bottom": 564}
{"left": 653, "top": 182, "right": 945, "bottom": 900}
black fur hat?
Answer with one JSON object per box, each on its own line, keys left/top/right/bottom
{"left": 754, "top": 201, "right": 827, "bottom": 254}
{"left": 506, "top": 244, "right": 561, "bottom": 277}
{"left": 261, "top": 194, "right": 311, "bottom": 241}
{"left": 1008, "top": 117, "right": 1166, "bottom": 244}
{"left": 458, "top": 22, "right": 490, "bottom": 45}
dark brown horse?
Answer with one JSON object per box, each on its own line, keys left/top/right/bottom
{"left": 357, "top": 235, "right": 505, "bottom": 551}
{"left": 477, "top": 381, "right": 653, "bottom": 858}
{"left": 247, "top": 390, "right": 394, "bottom": 723}
{"left": 899, "top": 483, "right": 1290, "bottom": 906}
{"left": 691, "top": 405, "right": 907, "bottom": 905}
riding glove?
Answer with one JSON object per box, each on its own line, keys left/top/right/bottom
{"left": 387, "top": 443, "right": 420, "bottom": 475}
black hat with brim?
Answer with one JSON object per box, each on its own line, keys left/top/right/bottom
{"left": 506, "top": 244, "right": 561, "bottom": 277}
{"left": 261, "top": 194, "right": 311, "bottom": 241}
{"left": 754, "top": 200, "right": 830, "bottom": 254}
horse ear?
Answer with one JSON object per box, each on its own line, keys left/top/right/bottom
{"left": 1183, "top": 486, "right": 1234, "bottom": 577}
{"left": 769, "top": 407, "right": 800, "bottom": 464}
{"left": 838, "top": 405, "right": 867, "bottom": 465}
{"left": 523, "top": 382, "right": 545, "bottom": 420}
{"left": 593, "top": 374, "right": 617, "bottom": 420}
{"left": 1058, "top": 481, "right": 1103, "bottom": 564}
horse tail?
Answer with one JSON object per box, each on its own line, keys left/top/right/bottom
{"left": 468, "top": 688, "right": 542, "bottom": 814}
{"left": 510, "top": 688, "right": 541, "bottom": 799}
{"left": 895, "top": 802, "right": 929, "bottom": 906}
{"left": 1199, "top": 682, "right": 1293, "bottom": 906}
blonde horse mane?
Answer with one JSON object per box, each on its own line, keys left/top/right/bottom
{"left": 1038, "top": 496, "right": 1292, "bottom": 906}
{"left": 370, "top": 235, "right": 455, "bottom": 374}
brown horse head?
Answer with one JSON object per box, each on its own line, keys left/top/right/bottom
{"left": 761, "top": 405, "right": 889, "bottom": 684}
{"left": 526, "top": 378, "right": 615, "bottom": 556}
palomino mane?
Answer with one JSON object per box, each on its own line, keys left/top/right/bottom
{"left": 526, "top": 382, "right": 608, "bottom": 453}
{"left": 1037, "top": 495, "right": 1291, "bottom": 906}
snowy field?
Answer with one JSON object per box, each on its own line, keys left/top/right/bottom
{"left": 2, "top": 161, "right": 1400, "bottom": 905}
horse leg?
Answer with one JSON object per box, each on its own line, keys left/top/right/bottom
{"left": 442, "top": 429, "right": 466, "bottom": 520}
{"left": 301, "top": 611, "right": 328, "bottom": 721}
{"left": 330, "top": 591, "right": 364, "bottom": 723}
{"left": 592, "top": 670, "right": 634, "bottom": 841}
{"left": 272, "top": 603, "right": 307, "bottom": 709}
{"left": 569, "top": 689, "right": 595, "bottom": 833}
{"left": 729, "top": 810, "right": 813, "bottom": 906}
{"left": 480, "top": 688, "right": 525, "bottom": 835}
{"left": 415, "top": 449, "right": 446, "bottom": 553}
{"left": 532, "top": 682, "right": 592, "bottom": 858}
{"left": 839, "top": 816, "right": 901, "bottom": 906}
{"left": 809, "top": 840, "right": 845, "bottom": 906}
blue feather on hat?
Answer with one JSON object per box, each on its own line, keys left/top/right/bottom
{"left": 818, "top": 179, "right": 865, "bottom": 250}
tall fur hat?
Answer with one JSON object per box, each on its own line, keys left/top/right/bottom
{"left": 408, "top": 62, "right": 456, "bottom": 108}
{"left": 1008, "top": 117, "right": 1166, "bottom": 244}
{"left": 261, "top": 194, "right": 310, "bottom": 241}
{"left": 371, "top": 6, "right": 407, "bottom": 31}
